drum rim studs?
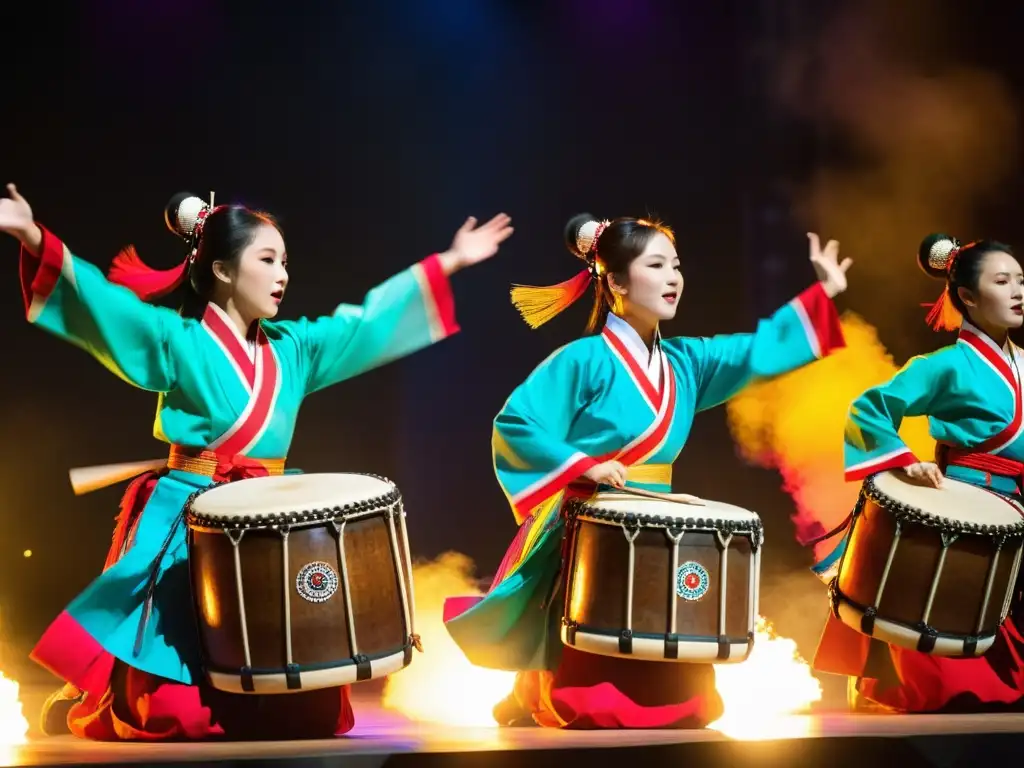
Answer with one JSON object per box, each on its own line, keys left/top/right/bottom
{"left": 863, "top": 473, "right": 1024, "bottom": 538}
{"left": 574, "top": 503, "right": 765, "bottom": 536}
{"left": 182, "top": 472, "right": 402, "bottom": 531}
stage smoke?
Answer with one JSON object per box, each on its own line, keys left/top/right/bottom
{"left": 775, "top": 0, "right": 1019, "bottom": 323}
{"left": 380, "top": 552, "right": 515, "bottom": 727}
{"left": 726, "top": 312, "right": 935, "bottom": 562}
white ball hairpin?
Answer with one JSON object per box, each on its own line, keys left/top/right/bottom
{"left": 575, "top": 219, "right": 610, "bottom": 259}
{"left": 166, "top": 191, "right": 215, "bottom": 240}
{"left": 928, "top": 237, "right": 960, "bottom": 271}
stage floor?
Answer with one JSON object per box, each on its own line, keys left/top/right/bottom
{"left": 6, "top": 704, "right": 1024, "bottom": 768}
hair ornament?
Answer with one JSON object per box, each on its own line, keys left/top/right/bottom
{"left": 108, "top": 190, "right": 217, "bottom": 301}
{"left": 927, "top": 236, "right": 961, "bottom": 273}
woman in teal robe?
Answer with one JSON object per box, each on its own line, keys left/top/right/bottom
{"left": 813, "top": 233, "right": 1024, "bottom": 713}
{"left": 0, "top": 183, "right": 513, "bottom": 740}
{"left": 444, "top": 213, "right": 852, "bottom": 728}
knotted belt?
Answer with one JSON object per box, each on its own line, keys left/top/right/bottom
{"left": 936, "top": 442, "right": 1024, "bottom": 495}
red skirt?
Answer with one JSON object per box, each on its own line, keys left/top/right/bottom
{"left": 66, "top": 664, "right": 354, "bottom": 741}
{"left": 498, "top": 646, "right": 721, "bottom": 729}
{"left": 817, "top": 610, "right": 1024, "bottom": 713}
{"left": 45, "top": 472, "right": 356, "bottom": 741}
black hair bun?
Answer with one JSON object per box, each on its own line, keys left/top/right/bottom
{"left": 564, "top": 213, "right": 603, "bottom": 259}
{"left": 164, "top": 192, "right": 210, "bottom": 241}
{"left": 917, "top": 233, "right": 959, "bottom": 279}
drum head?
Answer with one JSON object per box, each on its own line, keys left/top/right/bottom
{"left": 869, "top": 471, "right": 1024, "bottom": 531}
{"left": 190, "top": 472, "right": 396, "bottom": 522}
{"left": 582, "top": 492, "right": 760, "bottom": 525}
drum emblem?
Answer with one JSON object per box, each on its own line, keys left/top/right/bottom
{"left": 675, "top": 561, "right": 710, "bottom": 601}
{"left": 296, "top": 561, "right": 339, "bottom": 603}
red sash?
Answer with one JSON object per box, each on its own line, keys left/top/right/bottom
{"left": 936, "top": 443, "right": 1024, "bottom": 495}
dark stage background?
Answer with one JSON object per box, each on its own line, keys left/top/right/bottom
{"left": 4, "top": 0, "right": 1024, "bottom": 706}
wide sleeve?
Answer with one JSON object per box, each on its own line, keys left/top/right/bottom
{"left": 290, "top": 253, "right": 460, "bottom": 394}
{"left": 19, "top": 224, "right": 181, "bottom": 392}
{"left": 843, "top": 355, "right": 941, "bottom": 481}
{"left": 668, "top": 282, "right": 845, "bottom": 413}
{"left": 492, "top": 347, "right": 599, "bottom": 524}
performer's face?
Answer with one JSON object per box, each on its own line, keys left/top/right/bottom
{"left": 962, "top": 251, "right": 1024, "bottom": 331}
{"left": 614, "top": 232, "right": 683, "bottom": 325}
{"left": 221, "top": 223, "right": 290, "bottom": 320}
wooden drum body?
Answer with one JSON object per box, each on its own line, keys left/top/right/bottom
{"left": 830, "top": 471, "right": 1024, "bottom": 657}
{"left": 561, "top": 493, "right": 763, "bottom": 663}
{"left": 185, "top": 473, "right": 420, "bottom": 694}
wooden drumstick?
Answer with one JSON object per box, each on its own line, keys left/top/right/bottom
{"left": 69, "top": 459, "right": 167, "bottom": 496}
{"left": 615, "top": 485, "right": 706, "bottom": 506}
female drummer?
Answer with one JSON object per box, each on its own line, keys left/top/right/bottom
{"left": 0, "top": 183, "right": 513, "bottom": 740}
{"left": 814, "top": 233, "right": 1024, "bottom": 714}
{"left": 443, "top": 213, "right": 852, "bottom": 729}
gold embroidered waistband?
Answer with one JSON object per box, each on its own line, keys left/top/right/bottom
{"left": 625, "top": 463, "right": 672, "bottom": 485}
{"left": 167, "top": 446, "right": 287, "bottom": 478}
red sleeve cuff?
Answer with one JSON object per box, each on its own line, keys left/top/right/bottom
{"left": 512, "top": 455, "right": 599, "bottom": 520}
{"left": 844, "top": 450, "right": 918, "bottom": 482}
{"left": 419, "top": 254, "right": 460, "bottom": 339}
{"left": 795, "top": 282, "right": 846, "bottom": 358}
{"left": 19, "top": 224, "right": 64, "bottom": 319}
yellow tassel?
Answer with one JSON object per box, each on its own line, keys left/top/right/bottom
{"left": 510, "top": 268, "right": 593, "bottom": 329}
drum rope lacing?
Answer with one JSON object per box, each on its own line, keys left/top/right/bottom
{"left": 820, "top": 340, "right": 1024, "bottom": 656}
{"left": 133, "top": 473, "right": 424, "bottom": 674}
{"left": 829, "top": 474, "right": 1024, "bottom": 655}
{"left": 560, "top": 497, "right": 761, "bottom": 660}
{"left": 194, "top": 475, "right": 423, "bottom": 690}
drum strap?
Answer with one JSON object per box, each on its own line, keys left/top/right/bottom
{"left": 804, "top": 513, "right": 853, "bottom": 547}
{"left": 134, "top": 509, "right": 186, "bottom": 658}
{"left": 936, "top": 443, "right": 1024, "bottom": 493}
{"left": 131, "top": 450, "right": 287, "bottom": 659}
